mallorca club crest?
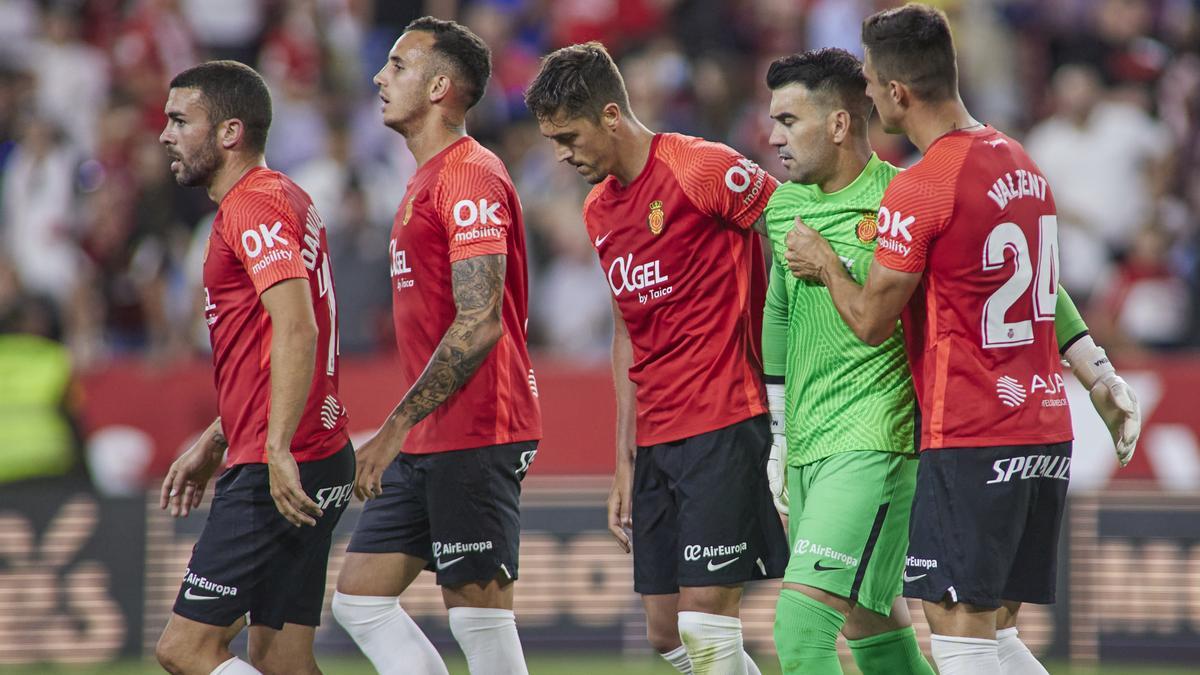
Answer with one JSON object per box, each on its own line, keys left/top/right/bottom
{"left": 648, "top": 200, "right": 665, "bottom": 236}
{"left": 856, "top": 212, "right": 879, "bottom": 243}
{"left": 402, "top": 198, "right": 414, "bottom": 226}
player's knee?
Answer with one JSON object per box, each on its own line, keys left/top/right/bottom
{"left": 156, "top": 625, "right": 214, "bottom": 675}
{"left": 646, "top": 620, "right": 682, "bottom": 653}
{"left": 154, "top": 633, "right": 185, "bottom": 675}
{"left": 249, "top": 643, "right": 318, "bottom": 675}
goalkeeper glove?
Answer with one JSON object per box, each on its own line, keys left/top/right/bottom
{"left": 1063, "top": 335, "right": 1141, "bottom": 467}
{"left": 766, "top": 383, "right": 788, "bottom": 514}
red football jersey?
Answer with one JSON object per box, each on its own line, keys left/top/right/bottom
{"left": 584, "top": 133, "right": 777, "bottom": 446}
{"left": 873, "top": 128, "right": 1073, "bottom": 450}
{"left": 203, "top": 167, "right": 348, "bottom": 466}
{"left": 389, "top": 136, "right": 542, "bottom": 454}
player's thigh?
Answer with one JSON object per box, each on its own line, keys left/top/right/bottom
{"left": 426, "top": 442, "right": 534, "bottom": 589}
{"left": 921, "top": 598, "right": 997, "bottom": 639}
{"left": 1001, "top": 441, "right": 1072, "bottom": 605}
{"left": 996, "top": 600, "right": 1022, "bottom": 630}
{"left": 671, "top": 415, "right": 788, "bottom": 590}
{"left": 337, "top": 551, "right": 428, "bottom": 597}
{"left": 904, "top": 445, "right": 1051, "bottom": 610}
{"left": 785, "top": 451, "right": 914, "bottom": 616}
{"left": 344, "top": 451, "right": 434, "bottom": 572}
{"left": 248, "top": 622, "right": 318, "bottom": 675}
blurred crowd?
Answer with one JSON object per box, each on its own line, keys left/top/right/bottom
{"left": 1, "top": 0, "right": 1199, "bottom": 369}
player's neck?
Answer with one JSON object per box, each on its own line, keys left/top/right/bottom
{"left": 405, "top": 113, "right": 467, "bottom": 167}
{"left": 610, "top": 123, "right": 656, "bottom": 187}
{"left": 906, "top": 98, "right": 981, "bottom": 154}
{"left": 209, "top": 154, "right": 267, "bottom": 204}
{"left": 818, "top": 142, "right": 873, "bottom": 195}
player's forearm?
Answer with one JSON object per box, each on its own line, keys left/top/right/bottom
{"left": 612, "top": 328, "right": 637, "bottom": 465}
{"left": 265, "top": 321, "right": 317, "bottom": 456}
{"left": 199, "top": 417, "right": 229, "bottom": 458}
{"left": 762, "top": 263, "right": 789, "bottom": 377}
{"left": 389, "top": 313, "right": 502, "bottom": 430}
{"left": 820, "top": 263, "right": 895, "bottom": 346}
{"left": 1054, "top": 285, "right": 1089, "bottom": 353}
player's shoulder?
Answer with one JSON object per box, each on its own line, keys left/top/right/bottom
{"left": 766, "top": 181, "right": 815, "bottom": 211}
{"left": 657, "top": 132, "right": 740, "bottom": 168}
{"left": 219, "top": 169, "right": 299, "bottom": 229}
{"left": 582, "top": 180, "right": 614, "bottom": 230}
{"left": 435, "top": 137, "right": 514, "bottom": 193}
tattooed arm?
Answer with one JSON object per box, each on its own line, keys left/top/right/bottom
{"left": 354, "top": 254, "right": 507, "bottom": 499}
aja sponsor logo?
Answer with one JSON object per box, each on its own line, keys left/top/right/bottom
{"left": 996, "top": 373, "right": 1068, "bottom": 408}
{"left": 608, "top": 254, "right": 672, "bottom": 305}
{"left": 875, "top": 206, "right": 914, "bottom": 257}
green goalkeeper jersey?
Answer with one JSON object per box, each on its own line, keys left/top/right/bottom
{"left": 762, "top": 154, "right": 914, "bottom": 467}
{"left": 762, "top": 154, "right": 1092, "bottom": 468}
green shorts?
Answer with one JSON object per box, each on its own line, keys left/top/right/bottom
{"left": 784, "top": 450, "right": 917, "bottom": 615}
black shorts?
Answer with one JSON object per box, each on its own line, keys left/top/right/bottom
{"left": 347, "top": 441, "right": 537, "bottom": 587}
{"left": 632, "top": 414, "right": 789, "bottom": 595}
{"left": 173, "top": 443, "right": 355, "bottom": 630}
{"left": 903, "top": 441, "right": 1072, "bottom": 608}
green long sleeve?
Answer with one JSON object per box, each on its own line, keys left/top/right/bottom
{"left": 1055, "top": 285, "right": 1089, "bottom": 352}
{"left": 763, "top": 260, "right": 789, "bottom": 378}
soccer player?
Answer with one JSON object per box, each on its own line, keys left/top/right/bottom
{"left": 526, "top": 43, "right": 789, "bottom": 675}
{"left": 330, "top": 18, "right": 541, "bottom": 675}
{"left": 783, "top": 5, "right": 1141, "bottom": 674}
{"left": 155, "top": 61, "right": 353, "bottom": 675}
{"left": 762, "top": 48, "right": 1139, "bottom": 675}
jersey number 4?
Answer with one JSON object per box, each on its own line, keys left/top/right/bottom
{"left": 981, "top": 215, "right": 1058, "bottom": 349}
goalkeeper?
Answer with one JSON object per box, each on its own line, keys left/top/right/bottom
{"left": 760, "top": 49, "right": 1141, "bottom": 675}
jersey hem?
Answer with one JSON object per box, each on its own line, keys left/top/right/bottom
{"left": 225, "top": 428, "right": 349, "bottom": 467}
{"left": 788, "top": 445, "right": 916, "bottom": 468}
{"left": 402, "top": 429, "right": 542, "bottom": 455}
{"left": 920, "top": 431, "right": 1073, "bottom": 450}
{"left": 636, "top": 407, "right": 765, "bottom": 447}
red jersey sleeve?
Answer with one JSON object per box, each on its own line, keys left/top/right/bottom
{"left": 218, "top": 188, "right": 309, "bottom": 294}
{"left": 661, "top": 135, "right": 778, "bottom": 229}
{"left": 873, "top": 166, "right": 956, "bottom": 274}
{"left": 435, "top": 161, "right": 512, "bottom": 263}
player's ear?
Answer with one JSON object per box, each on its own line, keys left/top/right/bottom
{"left": 601, "top": 103, "right": 622, "bottom": 133}
{"left": 429, "top": 73, "right": 450, "bottom": 104}
{"left": 889, "top": 80, "right": 907, "bottom": 109}
{"left": 829, "top": 109, "right": 851, "bottom": 145}
{"left": 218, "top": 118, "right": 244, "bottom": 150}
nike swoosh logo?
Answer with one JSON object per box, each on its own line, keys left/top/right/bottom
{"left": 813, "top": 561, "right": 844, "bottom": 572}
{"left": 903, "top": 573, "right": 927, "bottom": 583}
{"left": 184, "top": 588, "right": 220, "bottom": 601}
{"left": 707, "top": 557, "right": 739, "bottom": 571}
{"left": 594, "top": 231, "right": 612, "bottom": 248}
{"left": 436, "top": 556, "right": 465, "bottom": 571}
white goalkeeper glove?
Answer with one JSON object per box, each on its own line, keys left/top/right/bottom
{"left": 766, "top": 383, "right": 788, "bottom": 515}
{"left": 1063, "top": 336, "right": 1141, "bottom": 467}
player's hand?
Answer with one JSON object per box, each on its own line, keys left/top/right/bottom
{"left": 784, "top": 217, "right": 835, "bottom": 282}
{"left": 767, "top": 435, "right": 788, "bottom": 515}
{"left": 354, "top": 424, "right": 405, "bottom": 501}
{"left": 1089, "top": 372, "right": 1141, "bottom": 467}
{"left": 765, "top": 382, "right": 788, "bottom": 515}
{"left": 267, "top": 450, "right": 322, "bottom": 527}
{"left": 607, "top": 456, "right": 634, "bottom": 554}
{"left": 159, "top": 434, "right": 224, "bottom": 518}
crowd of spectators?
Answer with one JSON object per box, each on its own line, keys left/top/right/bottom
{"left": 1, "top": 0, "right": 1198, "bottom": 368}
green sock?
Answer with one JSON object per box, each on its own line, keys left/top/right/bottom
{"left": 847, "top": 625, "right": 935, "bottom": 675}
{"left": 774, "top": 589, "right": 846, "bottom": 675}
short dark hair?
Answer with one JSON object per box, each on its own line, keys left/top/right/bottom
{"left": 404, "top": 16, "right": 491, "bottom": 110}
{"left": 861, "top": 4, "right": 958, "bottom": 102}
{"left": 524, "top": 42, "right": 631, "bottom": 122}
{"left": 169, "top": 60, "right": 272, "bottom": 153}
{"left": 766, "top": 48, "right": 873, "bottom": 128}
